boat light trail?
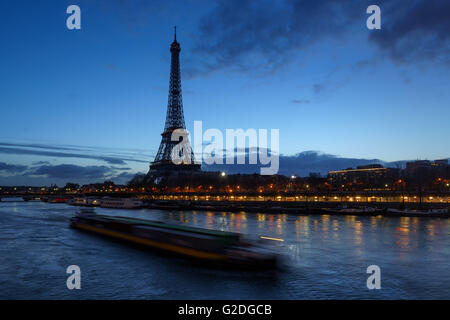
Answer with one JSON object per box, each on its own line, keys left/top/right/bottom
{"left": 260, "top": 236, "right": 284, "bottom": 242}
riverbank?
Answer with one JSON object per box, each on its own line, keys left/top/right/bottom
{"left": 2, "top": 196, "right": 449, "bottom": 217}
{"left": 146, "top": 199, "right": 449, "bottom": 218}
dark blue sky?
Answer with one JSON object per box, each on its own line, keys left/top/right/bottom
{"left": 0, "top": 0, "right": 449, "bottom": 185}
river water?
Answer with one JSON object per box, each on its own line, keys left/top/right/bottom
{"left": 0, "top": 201, "right": 449, "bottom": 299}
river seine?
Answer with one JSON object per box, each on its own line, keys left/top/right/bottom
{"left": 0, "top": 201, "right": 448, "bottom": 299}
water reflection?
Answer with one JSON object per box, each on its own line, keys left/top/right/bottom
{"left": 144, "top": 209, "right": 444, "bottom": 265}
{"left": 370, "top": 216, "right": 377, "bottom": 230}
{"left": 313, "top": 218, "right": 319, "bottom": 232}
{"left": 257, "top": 213, "right": 266, "bottom": 230}
{"left": 427, "top": 223, "right": 435, "bottom": 239}
{"left": 205, "top": 211, "right": 214, "bottom": 229}
{"left": 234, "top": 212, "right": 247, "bottom": 233}
{"left": 321, "top": 215, "right": 330, "bottom": 238}
{"left": 294, "top": 218, "right": 299, "bottom": 236}
{"left": 332, "top": 219, "right": 339, "bottom": 240}
{"left": 300, "top": 216, "right": 310, "bottom": 237}
{"left": 266, "top": 214, "right": 276, "bottom": 235}
{"left": 276, "top": 215, "right": 283, "bottom": 236}
{"left": 192, "top": 211, "right": 197, "bottom": 224}
{"left": 353, "top": 220, "right": 363, "bottom": 248}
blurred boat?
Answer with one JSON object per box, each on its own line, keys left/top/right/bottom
{"left": 70, "top": 211, "right": 278, "bottom": 269}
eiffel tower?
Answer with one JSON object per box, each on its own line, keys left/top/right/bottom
{"left": 148, "top": 27, "right": 201, "bottom": 176}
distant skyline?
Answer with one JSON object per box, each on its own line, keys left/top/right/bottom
{"left": 1, "top": 0, "right": 449, "bottom": 185}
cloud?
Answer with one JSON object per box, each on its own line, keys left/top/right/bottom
{"left": 186, "top": 0, "right": 450, "bottom": 78}
{"left": 0, "top": 142, "right": 150, "bottom": 165}
{"left": 0, "top": 146, "right": 128, "bottom": 165}
{"left": 313, "top": 83, "right": 325, "bottom": 94}
{"left": 0, "top": 162, "right": 28, "bottom": 173}
{"left": 29, "top": 164, "right": 112, "bottom": 180}
{"left": 0, "top": 142, "right": 78, "bottom": 151}
{"left": 277, "top": 151, "right": 386, "bottom": 176}
{"left": 32, "top": 161, "right": 51, "bottom": 165}
{"left": 26, "top": 161, "right": 144, "bottom": 183}
{"left": 290, "top": 99, "right": 310, "bottom": 104}
{"left": 110, "top": 166, "right": 132, "bottom": 171}
{"left": 0, "top": 162, "right": 142, "bottom": 186}
{"left": 0, "top": 141, "right": 154, "bottom": 185}
{"left": 368, "top": 0, "right": 450, "bottom": 66}
{"left": 187, "top": 0, "right": 363, "bottom": 77}
{"left": 109, "top": 171, "right": 144, "bottom": 185}
{"left": 203, "top": 150, "right": 389, "bottom": 176}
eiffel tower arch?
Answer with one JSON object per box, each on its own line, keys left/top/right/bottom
{"left": 147, "top": 28, "right": 201, "bottom": 179}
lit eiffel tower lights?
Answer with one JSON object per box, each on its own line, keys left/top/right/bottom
{"left": 149, "top": 27, "right": 201, "bottom": 175}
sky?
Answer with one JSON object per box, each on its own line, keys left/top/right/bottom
{"left": 0, "top": 0, "right": 449, "bottom": 186}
